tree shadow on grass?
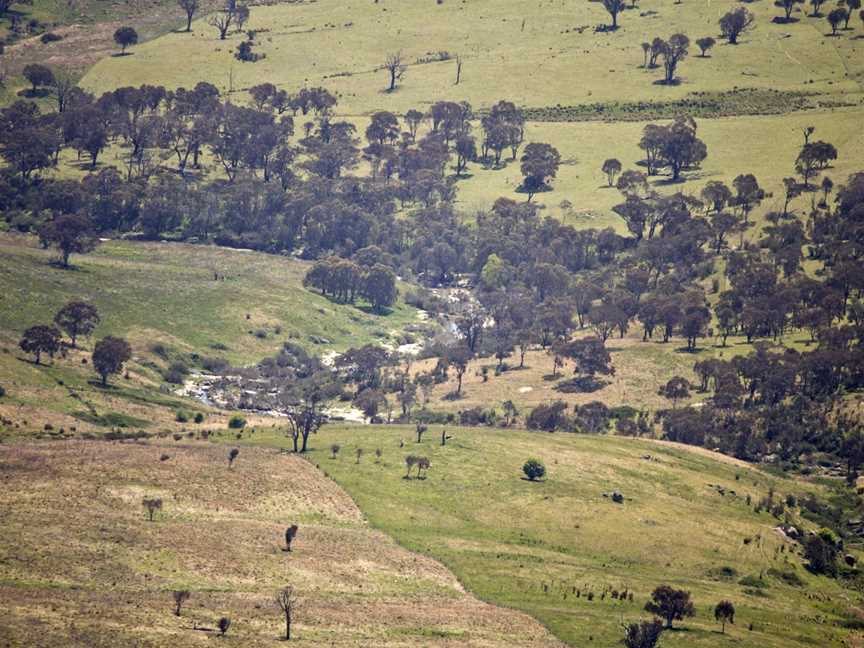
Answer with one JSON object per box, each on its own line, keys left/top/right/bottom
{"left": 17, "top": 88, "right": 51, "bottom": 99}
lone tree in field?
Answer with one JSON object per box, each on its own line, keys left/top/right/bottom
{"left": 695, "top": 36, "right": 716, "bottom": 57}
{"left": 720, "top": 8, "right": 755, "bottom": 44}
{"left": 142, "top": 497, "right": 163, "bottom": 521}
{"left": 54, "top": 301, "right": 100, "bottom": 348}
{"left": 523, "top": 458, "right": 546, "bottom": 481}
{"left": 622, "top": 620, "right": 664, "bottom": 648}
{"left": 602, "top": 158, "right": 622, "bottom": 186}
{"left": 520, "top": 142, "right": 562, "bottom": 201}
{"left": 228, "top": 448, "right": 239, "bottom": 467}
{"left": 828, "top": 7, "right": 848, "bottom": 34}
{"left": 114, "top": 26, "right": 138, "bottom": 54}
{"left": 178, "top": 0, "right": 199, "bottom": 31}
{"left": 217, "top": 617, "right": 231, "bottom": 637}
{"left": 20, "top": 325, "right": 62, "bottom": 365}
{"left": 284, "top": 525, "right": 298, "bottom": 551}
{"left": 384, "top": 51, "right": 407, "bottom": 91}
{"left": 810, "top": 0, "right": 826, "bottom": 16}
{"left": 645, "top": 585, "right": 695, "bottom": 629}
{"left": 714, "top": 600, "right": 735, "bottom": 633}
{"left": 172, "top": 590, "right": 190, "bottom": 616}
{"left": 92, "top": 336, "right": 132, "bottom": 387}
{"left": 330, "top": 443, "right": 341, "bottom": 459}
{"left": 209, "top": 1, "right": 235, "bottom": 39}
{"left": 276, "top": 586, "right": 299, "bottom": 640}
{"left": 38, "top": 212, "right": 98, "bottom": 268}
{"left": 22, "top": 64, "right": 54, "bottom": 94}
{"left": 659, "top": 34, "right": 689, "bottom": 84}
{"left": 603, "top": 0, "right": 627, "bottom": 29}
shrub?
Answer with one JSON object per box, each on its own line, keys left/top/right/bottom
{"left": 217, "top": 617, "right": 231, "bottom": 636}
{"left": 175, "top": 411, "right": 189, "bottom": 423}
{"left": 40, "top": 32, "right": 63, "bottom": 44}
{"left": 194, "top": 412, "right": 205, "bottom": 424}
{"left": 0, "top": 384, "right": 5, "bottom": 398}
{"left": 523, "top": 458, "right": 546, "bottom": 481}
{"left": 228, "top": 415, "right": 247, "bottom": 429}
{"left": 526, "top": 401, "right": 570, "bottom": 432}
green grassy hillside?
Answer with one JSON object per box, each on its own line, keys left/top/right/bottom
{"left": 0, "top": 233, "right": 419, "bottom": 436}
{"left": 281, "top": 424, "right": 860, "bottom": 648}
{"left": 0, "top": 439, "right": 562, "bottom": 646}
{"left": 81, "top": 0, "right": 864, "bottom": 111}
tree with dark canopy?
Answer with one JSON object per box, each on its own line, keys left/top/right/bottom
{"left": 602, "top": 158, "right": 622, "bottom": 186}
{"left": 828, "top": 7, "right": 848, "bottom": 34}
{"left": 720, "top": 8, "right": 755, "bottom": 44}
{"left": 645, "top": 585, "right": 695, "bottom": 628}
{"left": 522, "top": 458, "right": 546, "bottom": 481}
{"left": 603, "top": 0, "right": 627, "bottom": 28}
{"left": 659, "top": 376, "right": 691, "bottom": 408}
{"left": 284, "top": 525, "right": 299, "bottom": 551}
{"left": 714, "top": 600, "right": 735, "bottom": 633}
{"left": 19, "top": 325, "right": 62, "bottom": 365}
{"left": 695, "top": 36, "right": 716, "bottom": 56}
{"left": 22, "top": 64, "right": 54, "bottom": 94}
{"left": 92, "top": 336, "right": 132, "bottom": 386}
{"left": 659, "top": 34, "right": 689, "bottom": 84}
{"left": 54, "top": 301, "right": 100, "bottom": 347}
{"left": 520, "top": 142, "right": 561, "bottom": 201}
{"left": 114, "top": 27, "right": 138, "bottom": 54}
{"left": 622, "top": 620, "right": 664, "bottom": 648}
{"left": 38, "top": 212, "right": 98, "bottom": 268}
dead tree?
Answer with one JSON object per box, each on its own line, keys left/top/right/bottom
{"left": 173, "top": 590, "right": 190, "bottom": 616}
{"left": 276, "top": 586, "right": 299, "bottom": 640}
{"left": 384, "top": 51, "right": 406, "bottom": 91}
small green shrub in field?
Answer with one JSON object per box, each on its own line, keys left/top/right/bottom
{"left": 228, "top": 415, "right": 247, "bottom": 429}
{"left": 523, "top": 458, "right": 546, "bottom": 481}
{"left": 194, "top": 412, "right": 205, "bottom": 424}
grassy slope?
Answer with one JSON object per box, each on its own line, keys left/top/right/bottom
{"left": 81, "top": 0, "right": 863, "bottom": 111}
{"left": 275, "top": 424, "right": 860, "bottom": 648}
{"left": 0, "top": 233, "right": 418, "bottom": 435}
{"left": 0, "top": 439, "right": 563, "bottom": 647}
{"left": 75, "top": 0, "right": 864, "bottom": 228}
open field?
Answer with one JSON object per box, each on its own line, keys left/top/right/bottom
{"left": 0, "top": 438, "right": 563, "bottom": 646}
{"left": 81, "top": 0, "right": 864, "bottom": 112}
{"left": 223, "top": 424, "right": 863, "bottom": 648}
{"left": 456, "top": 107, "right": 864, "bottom": 228}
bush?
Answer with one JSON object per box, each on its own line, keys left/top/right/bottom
{"left": 40, "top": 32, "right": 63, "bottom": 44}
{"left": 526, "top": 401, "right": 570, "bottom": 432}
{"left": 194, "top": 412, "right": 205, "bottom": 424}
{"left": 523, "top": 458, "right": 546, "bottom": 481}
{"left": 175, "top": 411, "right": 189, "bottom": 423}
{"left": 228, "top": 415, "right": 247, "bottom": 429}
{"left": 0, "top": 384, "right": 5, "bottom": 398}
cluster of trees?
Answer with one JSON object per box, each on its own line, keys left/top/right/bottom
{"left": 0, "top": 80, "right": 562, "bottom": 263}
{"left": 18, "top": 301, "right": 132, "bottom": 386}
{"left": 303, "top": 251, "right": 398, "bottom": 312}
{"left": 621, "top": 586, "right": 734, "bottom": 648}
